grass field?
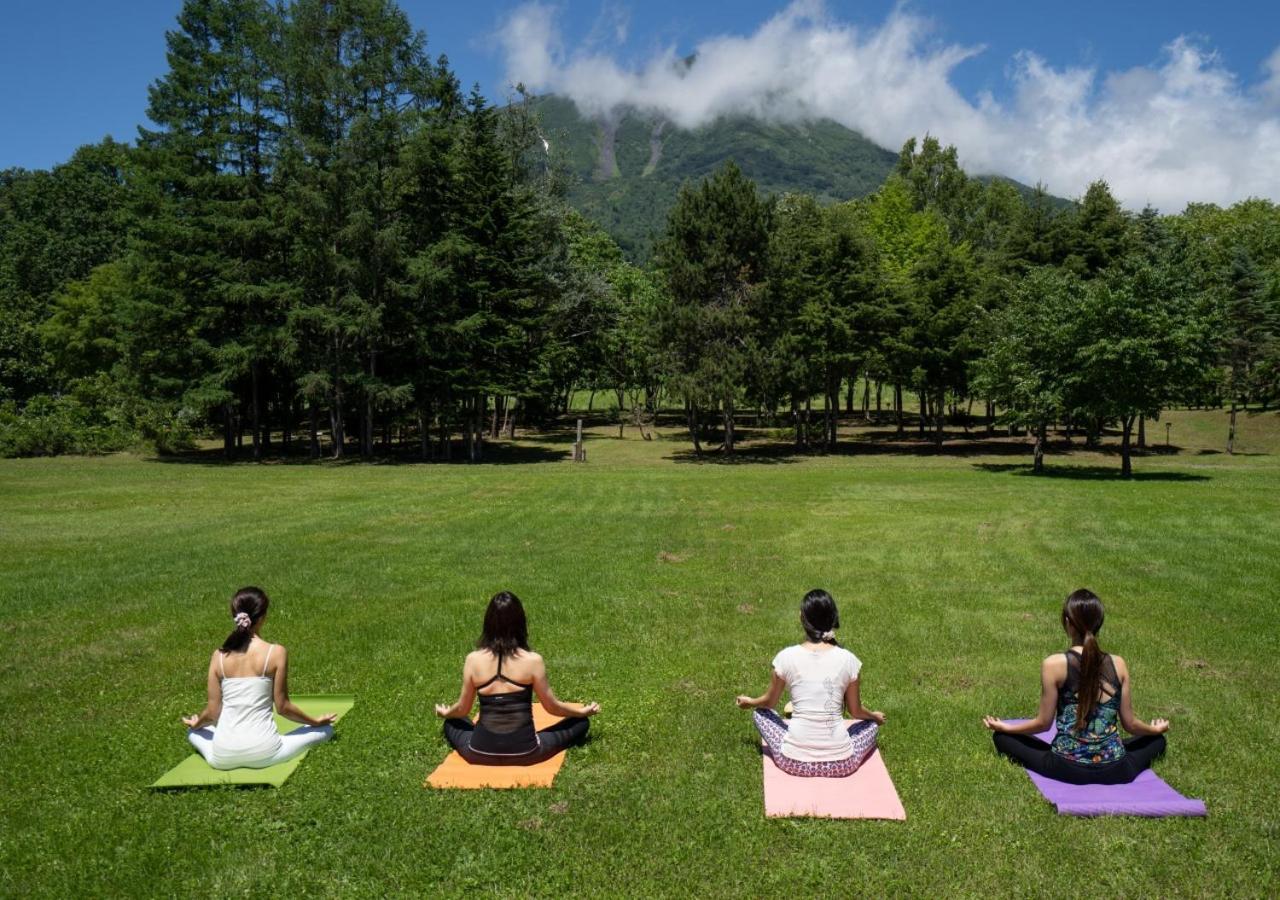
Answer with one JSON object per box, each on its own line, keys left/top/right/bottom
{"left": 2, "top": 409, "right": 1278, "bottom": 896}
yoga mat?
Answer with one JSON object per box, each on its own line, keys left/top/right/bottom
{"left": 1009, "top": 720, "right": 1205, "bottom": 818}
{"left": 761, "top": 721, "right": 906, "bottom": 820}
{"left": 150, "top": 694, "right": 354, "bottom": 790}
{"left": 425, "top": 704, "right": 567, "bottom": 789}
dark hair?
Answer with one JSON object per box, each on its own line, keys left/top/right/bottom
{"left": 800, "top": 589, "right": 840, "bottom": 645}
{"left": 1062, "top": 588, "right": 1105, "bottom": 732}
{"left": 477, "top": 591, "right": 530, "bottom": 661}
{"left": 221, "top": 586, "right": 269, "bottom": 654}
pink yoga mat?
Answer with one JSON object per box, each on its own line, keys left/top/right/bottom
{"left": 762, "top": 727, "right": 906, "bottom": 819}
{"left": 1012, "top": 720, "right": 1206, "bottom": 818}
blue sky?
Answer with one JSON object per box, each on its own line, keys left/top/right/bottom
{"left": 3, "top": 1, "right": 1279, "bottom": 208}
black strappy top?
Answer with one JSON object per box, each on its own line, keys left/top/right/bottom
{"left": 470, "top": 656, "right": 538, "bottom": 756}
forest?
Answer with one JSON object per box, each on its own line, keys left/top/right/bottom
{"left": 2, "top": 0, "right": 1278, "bottom": 478}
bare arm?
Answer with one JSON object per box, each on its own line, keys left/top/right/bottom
{"left": 434, "top": 657, "right": 479, "bottom": 719}
{"left": 530, "top": 656, "right": 600, "bottom": 718}
{"left": 181, "top": 651, "right": 224, "bottom": 728}
{"left": 844, "top": 677, "right": 886, "bottom": 724}
{"left": 736, "top": 669, "right": 786, "bottom": 710}
{"left": 272, "top": 646, "right": 337, "bottom": 726}
{"left": 1115, "top": 656, "right": 1170, "bottom": 736}
{"left": 984, "top": 656, "right": 1063, "bottom": 734}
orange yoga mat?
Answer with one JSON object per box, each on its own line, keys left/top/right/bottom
{"left": 425, "top": 704, "right": 567, "bottom": 789}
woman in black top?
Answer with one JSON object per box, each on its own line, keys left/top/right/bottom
{"left": 435, "top": 592, "right": 599, "bottom": 764}
{"left": 983, "top": 588, "right": 1170, "bottom": 785}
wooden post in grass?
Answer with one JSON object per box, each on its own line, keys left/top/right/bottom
{"left": 573, "top": 418, "right": 586, "bottom": 462}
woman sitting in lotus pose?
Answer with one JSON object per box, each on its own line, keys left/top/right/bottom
{"left": 983, "top": 588, "right": 1169, "bottom": 785}
{"left": 435, "top": 591, "right": 598, "bottom": 764}
{"left": 184, "top": 587, "right": 336, "bottom": 769}
{"left": 736, "top": 589, "right": 884, "bottom": 777}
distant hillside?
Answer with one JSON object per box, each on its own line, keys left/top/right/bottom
{"left": 532, "top": 95, "right": 1070, "bottom": 261}
{"left": 533, "top": 95, "right": 898, "bottom": 260}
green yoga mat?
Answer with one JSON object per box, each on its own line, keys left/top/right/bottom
{"left": 150, "top": 694, "right": 354, "bottom": 790}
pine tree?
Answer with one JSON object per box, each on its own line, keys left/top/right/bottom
{"left": 280, "top": 0, "right": 434, "bottom": 458}
{"left": 655, "top": 162, "right": 769, "bottom": 454}
{"left": 1223, "top": 250, "right": 1271, "bottom": 452}
{"left": 1064, "top": 180, "right": 1131, "bottom": 278}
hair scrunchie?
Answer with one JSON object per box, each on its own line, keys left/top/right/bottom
{"left": 233, "top": 611, "right": 253, "bottom": 630}
{"left": 820, "top": 630, "right": 836, "bottom": 641}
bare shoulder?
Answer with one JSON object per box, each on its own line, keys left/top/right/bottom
{"left": 516, "top": 650, "right": 546, "bottom": 677}
{"left": 1111, "top": 654, "right": 1129, "bottom": 676}
{"left": 1041, "top": 654, "right": 1067, "bottom": 676}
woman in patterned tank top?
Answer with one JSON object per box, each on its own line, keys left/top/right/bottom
{"left": 982, "top": 589, "right": 1171, "bottom": 785}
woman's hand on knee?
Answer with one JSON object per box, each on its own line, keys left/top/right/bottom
{"left": 982, "top": 716, "right": 1009, "bottom": 732}
{"left": 735, "top": 695, "right": 756, "bottom": 710}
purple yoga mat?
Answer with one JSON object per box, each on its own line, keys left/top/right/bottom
{"left": 1009, "top": 721, "right": 1206, "bottom": 818}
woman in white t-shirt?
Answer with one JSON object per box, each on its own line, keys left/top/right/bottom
{"left": 736, "top": 590, "right": 885, "bottom": 777}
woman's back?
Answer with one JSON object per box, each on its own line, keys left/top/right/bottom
{"left": 1051, "top": 650, "right": 1125, "bottom": 765}
{"left": 470, "top": 648, "right": 539, "bottom": 694}
{"left": 469, "top": 649, "right": 539, "bottom": 756}
{"left": 220, "top": 639, "right": 276, "bottom": 679}
{"left": 773, "top": 644, "right": 861, "bottom": 762}
{"left": 210, "top": 642, "right": 282, "bottom": 765}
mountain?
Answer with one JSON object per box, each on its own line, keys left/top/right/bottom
{"left": 532, "top": 95, "right": 899, "bottom": 260}
{"left": 532, "top": 95, "right": 1068, "bottom": 262}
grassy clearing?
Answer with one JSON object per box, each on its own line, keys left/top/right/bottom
{"left": 1, "top": 408, "right": 1278, "bottom": 896}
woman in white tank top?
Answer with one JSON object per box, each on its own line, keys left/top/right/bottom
{"left": 736, "top": 590, "right": 886, "bottom": 777}
{"left": 183, "top": 587, "right": 336, "bottom": 770}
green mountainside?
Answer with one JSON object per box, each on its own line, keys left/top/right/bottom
{"left": 533, "top": 95, "right": 898, "bottom": 259}
{"left": 532, "top": 94, "right": 1065, "bottom": 260}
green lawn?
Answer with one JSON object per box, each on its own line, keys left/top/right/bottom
{"left": 1, "top": 409, "right": 1278, "bottom": 896}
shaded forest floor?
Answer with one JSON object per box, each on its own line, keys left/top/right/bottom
{"left": 154, "top": 406, "right": 1280, "bottom": 472}
{"left": 1, "top": 406, "right": 1277, "bottom": 895}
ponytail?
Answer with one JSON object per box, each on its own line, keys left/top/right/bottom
{"left": 800, "top": 589, "right": 841, "bottom": 646}
{"left": 220, "top": 586, "right": 269, "bottom": 653}
{"left": 1063, "top": 588, "right": 1105, "bottom": 733}
{"left": 1075, "top": 627, "right": 1104, "bottom": 731}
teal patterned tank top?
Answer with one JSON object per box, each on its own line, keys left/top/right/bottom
{"left": 1051, "top": 650, "right": 1126, "bottom": 766}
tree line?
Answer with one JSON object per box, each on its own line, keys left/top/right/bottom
{"left": 2, "top": 0, "right": 1278, "bottom": 476}
{"left": 653, "top": 146, "right": 1279, "bottom": 475}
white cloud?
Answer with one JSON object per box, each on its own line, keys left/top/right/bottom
{"left": 496, "top": 1, "right": 1280, "bottom": 212}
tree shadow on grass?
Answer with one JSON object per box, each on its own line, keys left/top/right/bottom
{"left": 145, "top": 441, "right": 571, "bottom": 467}
{"left": 972, "top": 463, "right": 1210, "bottom": 482}
{"left": 1196, "top": 448, "right": 1269, "bottom": 457}
{"left": 667, "top": 432, "right": 1068, "bottom": 464}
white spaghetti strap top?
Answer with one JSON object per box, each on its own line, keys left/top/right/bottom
{"left": 209, "top": 644, "right": 283, "bottom": 768}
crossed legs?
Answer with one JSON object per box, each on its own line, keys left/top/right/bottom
{"left": 187, "top": 724, "right": 335, "bottom": 770}
{"left": 752, "top": 708, "right": 878, "bottom": 777}
{"left": 992, "top": 732, "right": 1167, "bottom": 785}
{"left": 443, "top": 716, "right": 590, "bottom": 766}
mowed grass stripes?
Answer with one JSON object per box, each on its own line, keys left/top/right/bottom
{"left": 0, "top": 408, "right": 1277, "bottom": 895}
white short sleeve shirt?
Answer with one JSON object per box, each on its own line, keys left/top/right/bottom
{"left": 771, "top": 644, "right": 862, "bottom": 761}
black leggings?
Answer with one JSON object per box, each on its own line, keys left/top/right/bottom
{"left": 993, "top": 732, "right": 1167, "bottom": 785}
{"left": 443, "top": 717, "right": 590, "bottom": 766}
